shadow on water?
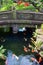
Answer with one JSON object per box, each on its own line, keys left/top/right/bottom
{"left": 0, "top": 27, "right": 35, "bottom": 55}
{"left": 0, "top": 28, "right": 35, "bottom": 65}
{"left": 0, "top": 27, "right": 35, "bottom": 65}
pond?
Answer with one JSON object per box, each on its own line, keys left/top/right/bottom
{"left": 0, "top": 27, "right": 35, "bottom": 65}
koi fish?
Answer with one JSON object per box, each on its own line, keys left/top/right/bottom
{"left": 23, "top": 46, "right": 28, "bottom": 52}
{"left": 38, "top": 57, "right": 42, "bottom": 63}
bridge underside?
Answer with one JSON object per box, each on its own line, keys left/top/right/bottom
{"left": 0, "top": 20, "right": 43, "bottom": 27}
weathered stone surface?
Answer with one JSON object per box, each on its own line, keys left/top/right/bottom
{"left": 0, "top": 10, "right": 43, "bottom": 20}
{"left": 0, "top": 10, "right": 15, "bottom": 20}
{"left": 35, "top": 14, "right": 43, "bottom": 21}
{"left": 0, "top": 10, "right": 43, "bottom": 26}
{"left": 16, "top": 10, "right": 43, "bottom": 21}
{"left": 16, "top": 13, "right": 34, "bottom": 20}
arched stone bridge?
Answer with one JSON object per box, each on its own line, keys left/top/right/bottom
{"left": 0, "top": 10, "right": 43, "bottom": 27}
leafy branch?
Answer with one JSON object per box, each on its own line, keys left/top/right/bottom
{"left": 0, "top": 45, "right": 6, "bottom": 60}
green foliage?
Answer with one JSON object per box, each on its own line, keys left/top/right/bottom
{"left": 31, "top": 38, "right": 43, "bottom": 50}
{"left": 0, "top": 0, "right": 13, "bottom": 11}
{"left": 41, "top": 24, "right": 43, "bottom": 29}
{"left": 40, "top": 0, "right": 43, "bottom": 2}
{"left": 15, "top": 4, "right": 36, "bottom": 11}
{"left": 33, "top": 26, "right": 38, "bottom": 38}
{"left": 0, "top": 45, "right": 6, "bottom": 60}
{"left": 26, "top": 0, "right": 43, "bottom": 11}
{"left": 32, "top": 24, "right": 43, "bottom": 52}
{"left": 35, "top": 41, "right": 42, "bottom": 50}
{"left": 0, "top": 0, "right": 43, "bottom": 11}
{"left": 4, "top": 26, "right": 10, "bottom": 32}
{"left": 33, "top": 24, "right": 43, "bottom": 37}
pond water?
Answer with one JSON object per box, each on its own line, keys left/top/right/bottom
{"left": 0, "top": 27, "right": 35, "bottom": 65}
{"left": 5, "top": 50, "right": 40, "bottom": 65}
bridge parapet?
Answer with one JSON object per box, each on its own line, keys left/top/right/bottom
{"left": 0, "top": 10, "right": 43, "bottom": 26}
{"left": 16, "top": 10, "right": 43, "bottom": 21}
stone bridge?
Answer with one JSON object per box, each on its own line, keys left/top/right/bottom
{"left": 0, "top": 10, "right": 43, "bottom": 27}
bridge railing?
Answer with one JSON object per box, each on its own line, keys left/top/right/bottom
{"left": 0, "top": 10, "right": 43, "bottom": 25}
{"left": 0, "top": 10, "right": 43, "bottom": 20}
{"left": 0, "top": 10, "right": 15, "bottom": 20}
{"left": 16, "top": 10, "right": 43, "bottom": 21}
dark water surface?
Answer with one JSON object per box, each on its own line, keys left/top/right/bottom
{"left": 0, "top": 28, "right": 35, "bottom": 65}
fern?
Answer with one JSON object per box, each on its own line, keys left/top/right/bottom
{"left": 0, "top": 45, "right": 6, "bottom": 60}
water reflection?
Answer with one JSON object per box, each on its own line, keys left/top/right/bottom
{"left": 5, "top": 50, "right": 40, "bottom": 65}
